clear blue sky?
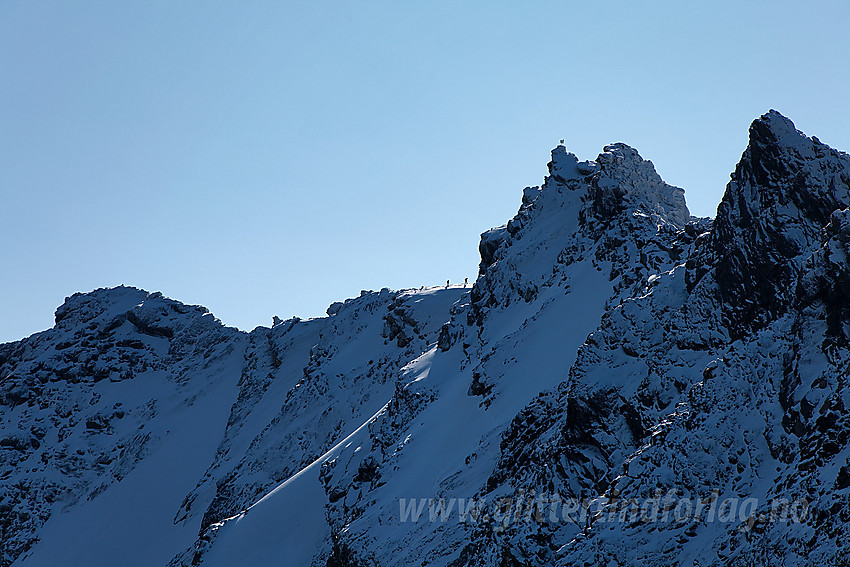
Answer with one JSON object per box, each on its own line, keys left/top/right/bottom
{"left": 2, "top": 1, "right": 849, "bottom": 343}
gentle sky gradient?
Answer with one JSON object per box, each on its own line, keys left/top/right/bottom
{"left": 2, "top": 1, "right": 849, "bottom": 343}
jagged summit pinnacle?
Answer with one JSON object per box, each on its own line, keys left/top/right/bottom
{"left": 544, "top": 140, "right": 689, "bottom": 229}
{"left": 698, "top": 110, "right": 850, "bottom": 336}
{"left": 548, "top": 144, "right": 598, "bottom": 183}
{"left": 749, "top": 109, "right": 816, "bottom": 156}
{"left": 718, "top": 109, "right": 850, "bottom": 233}
{"left": 594, "top": 142, "right": 689, "bottom": 228}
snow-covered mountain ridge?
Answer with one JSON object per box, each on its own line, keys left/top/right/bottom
{"left": 2, "top": 111, "right": 849, "bottom": 566}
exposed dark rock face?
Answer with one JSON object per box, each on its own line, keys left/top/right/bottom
{"left": 689, "top": 110, "right": 850, "bottom": 338}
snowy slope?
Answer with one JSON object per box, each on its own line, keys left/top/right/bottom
{"left": 0, "top": 288, "right": 246, "bottom": 567}
{"left": 3, "top": 110, "right": 850, "bottom": 567}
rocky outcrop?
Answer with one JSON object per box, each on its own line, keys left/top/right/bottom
{"left": 689, "top": 110, "right": 850, "bottom": 338}
{"left": 0, "top": 287, "right": 246, "bottom": 567}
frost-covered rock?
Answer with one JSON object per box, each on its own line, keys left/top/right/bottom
{"left": 4, "top": 111, "right": 850, "bottom": 567}
{"left": 0, "top": 287, "right": 246, "bottom": 567}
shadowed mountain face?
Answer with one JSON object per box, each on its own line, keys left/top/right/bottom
{"left": 3, "top": 111, "right": 849, "bottom": 567}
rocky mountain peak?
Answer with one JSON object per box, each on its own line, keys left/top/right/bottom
{"left": 748, "top": 108, "right": 821, "bottom": 160}
{"left": 53, "top": 286, "right": 150, "bottom": 328}
{"left": 590, "top": 142, "right": 690, "bottom": 229}
{"left": 51, "top": 286, "right": 223, "bottom": 349}
{"left": 545, "top": 142, "right": 689, "bottom": 230}
{"left": 471, "top": 140, "right": 694, "bottom": 325}
{"left": 702, "top": 110, "right": 850, "bottom": 336}
{"left": 717, "top": 110, "right": 849, "bottom": 234}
